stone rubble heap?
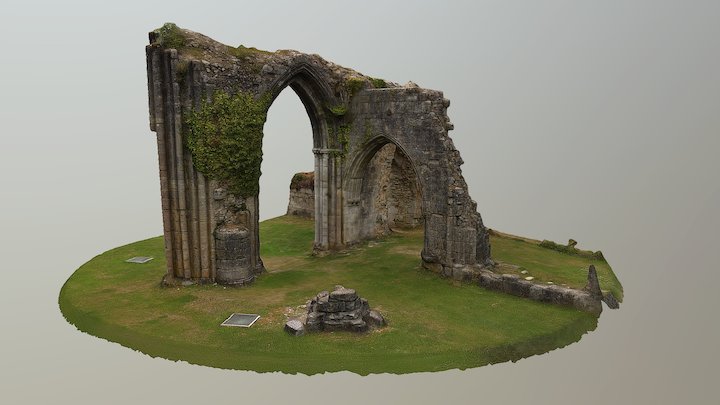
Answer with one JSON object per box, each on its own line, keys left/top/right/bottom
{"left": 284, "top": 286, "right": 386, "bottom": 336}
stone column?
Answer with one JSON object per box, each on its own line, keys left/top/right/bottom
{"left": 313, "top": 148, "right": 329, "bottom": 250}
{"left": 313, "top": 147, "right": 344, "bottom": 251}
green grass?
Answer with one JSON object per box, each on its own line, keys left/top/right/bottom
{"left": 58, "top": 216, "right": 621, "bottom": 375}
{"left": 490, "top": 234, "right": 623, "bottom": 301}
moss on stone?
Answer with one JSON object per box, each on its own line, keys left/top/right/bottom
{"left": 175, "top": 60, "right": 189, "bottom": 83}
{"left": 328, "top": 104, "right": 348, "bottom": 116}
{"left": 228, "top": 44, "right": 271, "bottom": 59}
{"left": 184, "top": 91, "right": 270, "bottom": 196}
{"left": 327, "top": 123, "right": 352, "bottom": 160}
{"left": 345, "top": 77, "right": 366, "bottom": 96}
{"left": 154, "top": 23, "right": 186, "bottom": 49}
{"left": 338, "top": 124, "right": 351, "bottom": 153}
{"left": 369, "top": 77, "right": 387, "bottom": 88}
{"left": 290, "top": 172, "right": 314, "bottom": 190}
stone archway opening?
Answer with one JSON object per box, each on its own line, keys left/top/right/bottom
{"left": 343, "top": 137, "right": 425, "bottom": 256}
{"left": 363, "top": 143, "right": 423, "bottom": 236}
{"left": 259, "top": 87, "right": 315, "bottom": 222}
{"left": 262, "top": 66, "right": 341, "bottom": 259}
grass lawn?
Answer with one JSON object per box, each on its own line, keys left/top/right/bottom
{"left": 490, "top": 232, "right": 623, "bottom": 301}
{"left": 59, "top": 216, "right": 621, "bottom": 375}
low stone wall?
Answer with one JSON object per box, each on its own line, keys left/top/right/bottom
{"left": 429, "top": 263, "right": 608, "bottom": 315}
{"left": 476, "top": 269, "right": 602, "bottom": 315}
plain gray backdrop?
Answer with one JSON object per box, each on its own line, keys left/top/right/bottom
{"left": 1, "top": 1, "right": 718, "bottom": 403}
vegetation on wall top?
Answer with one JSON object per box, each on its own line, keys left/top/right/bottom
{"left": 153, "top": 23, "right": 187, "bottom": 49}
{"left": 369, "top": 77, "right": 388, "bottom": 88}
{"left": 290, "top": 172, "right": 315, "bottom": 191}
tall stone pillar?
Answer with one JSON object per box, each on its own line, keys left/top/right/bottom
{"left": 313, "top": 148, "right": 329, "bottom": 250}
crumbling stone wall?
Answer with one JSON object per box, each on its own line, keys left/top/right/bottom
{"left": 287, "top": 144, "right": 423, "bottom": 235}
{"left": 146, "top": 24, "right": 492, "bottom": 286}
{"left": 287, "top": 172, "right": 314, "bottom": 218}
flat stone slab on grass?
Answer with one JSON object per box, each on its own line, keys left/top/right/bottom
{"left": 221, "top": 313, "right": 260, "bottom": 327}
{"left": 125, "top": 256, "right": 153, "bottom": 264}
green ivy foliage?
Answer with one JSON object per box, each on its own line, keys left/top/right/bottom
{"left": 184, "top": 91, "right": 270, "bottom": 196}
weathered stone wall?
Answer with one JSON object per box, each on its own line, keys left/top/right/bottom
{"left": 342, "top": 85, "right": 492, "bottom": 273}
{"left": 287, "top": 172, "right": 314, "bottom": 218}
{"left": 357, "top": 143, "right": 423, "bottom": 237}
{"left": 287, "top": 145, "right": 423, "bottom": 234}
{"left": 386, "top": 146, "right": 423, "bottom": 229}
{"left": 146, "top": 25, "right": 491, "bottom": 286}
{"left": 476, "top": 269, "right": 603, "bottom": 314}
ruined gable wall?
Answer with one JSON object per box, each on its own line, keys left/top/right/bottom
{"left": 343, "top": 86, "right": 492, "bottom": 273}
{"left": 148, "top": 25, "right": 491, "bottom": 285}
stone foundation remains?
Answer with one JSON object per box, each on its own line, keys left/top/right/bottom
{"left": 474, "top": 265, "right": 607, "bottom": 315}
{"left": 284, "top": 285, "right": 386, "bottom": 336}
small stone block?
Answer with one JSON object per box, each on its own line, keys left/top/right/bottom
{"left": 365, "top": 310, "right": 386, "bottom": 328}
{"left": 350, "top": 319, "right": 368, "bottom": 332}
{"left": 284, "top": 320, "right": 305, "bottom": 336}
{"left": 329, "top": 287, "right": 357, "bottom": 302}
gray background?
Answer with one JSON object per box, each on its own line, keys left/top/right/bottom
{"left": 1, "top": 0, "right": 718, "bottom": 403}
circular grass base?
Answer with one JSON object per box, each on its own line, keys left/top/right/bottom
{"left": 59, "top": 216, "right": 612, "bottom": 375}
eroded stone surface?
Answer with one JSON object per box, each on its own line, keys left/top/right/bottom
{"left": 287, "top": 172, "right": 314, "bottom": 218}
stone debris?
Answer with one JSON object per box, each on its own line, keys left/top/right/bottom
{"left": 365, "top": 310, "right": 386, "bottom": 328}
{"left": 524, "top": 276, "right": 534, "bottom": 281}
{"left": 284, "top": 319, "right": 305, "bottom": 336}
{"left": 286, "top": 286, "right": 386, "bottom": 335}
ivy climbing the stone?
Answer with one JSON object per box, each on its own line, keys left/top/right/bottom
{"left": 184, "top": 91, "right": 270, "bottom": 196}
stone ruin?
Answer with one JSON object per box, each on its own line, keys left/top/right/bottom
{"left": 287, "top": 172, "right": 314, "bottom": 218}
{"left": 146, "top": 24, "right": 491, "bottom": 287}
{"left": 284, "top": 286, "right": 386, "bottom": 336}
{"left": 145, "top": 24, "right": 614, "bottom": 315}
{"left": 476, "top": 264, "right": 606, "bottom": 315}
{"left": 286, "top": 142, "right": 423, "bottom": 235}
